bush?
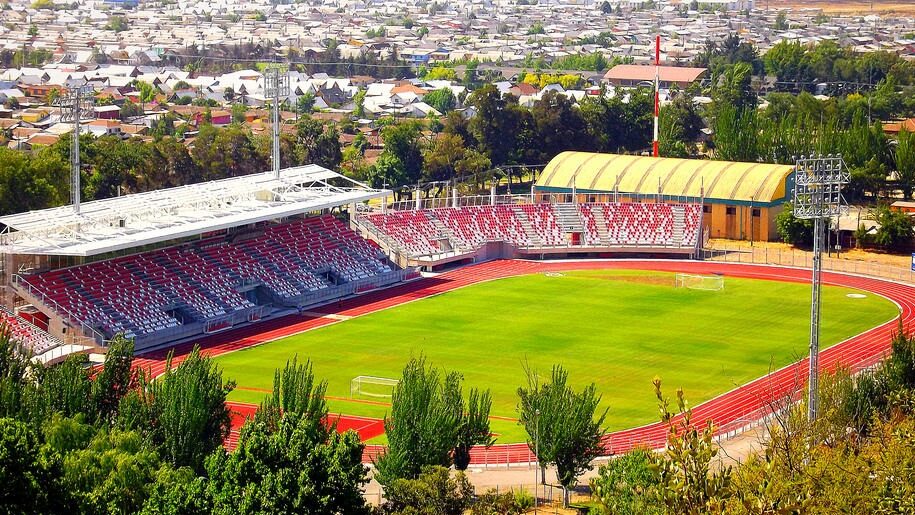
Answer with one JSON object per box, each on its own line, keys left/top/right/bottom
{"left": 471, "top": 488, "right": 534, "bottom": 515}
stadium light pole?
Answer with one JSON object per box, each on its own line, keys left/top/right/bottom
{"left": 59, "top": 81, "right": 94, "bottom": 215}
{"left": 265, "top": 66, "right": 289, "bottom": 179}
{"left": 793, "top": 155, "right": 848, "bottom": 422}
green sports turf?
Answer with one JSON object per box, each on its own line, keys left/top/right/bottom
{"left": 213, "top": 270, "right": 899, "bottom": 443}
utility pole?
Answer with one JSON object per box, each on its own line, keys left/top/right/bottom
{"left": 59, "top": 82, "right": 94, "bottom": 215}
{"left": 793, "top": 155, "right": 848, "bottom": 422}
{"left": 264, "top": 66, "right": 289, "bottom": 178}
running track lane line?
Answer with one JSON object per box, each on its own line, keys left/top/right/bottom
{"left": 131, "top": 259, "right": 915, "bottom": 464}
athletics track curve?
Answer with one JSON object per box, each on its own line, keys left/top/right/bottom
{"left": 131, "top": 259, "right": 915, "bottom": 465}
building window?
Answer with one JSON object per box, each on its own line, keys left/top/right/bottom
{"left": 726, "top": 206, "right": 736, "bottom": 215}
{"left": 752, "top": 208, "right": 761, "bottom": 217}
{"left": 702, "top": 205, "right": 711, "bottom": 214}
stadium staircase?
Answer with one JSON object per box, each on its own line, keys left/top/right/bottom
{"left": 511, "top": 206, "right": 542, "bottom": 247}
{"left": 554, "top": 203, "right": 585, "bottom": 234}
{"left": 671, "top": 205, "right": 686, "bottom": 246}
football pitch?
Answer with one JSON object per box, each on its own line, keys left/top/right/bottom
{"left": 213, "top": 269, "right": 898, "bottom": 443}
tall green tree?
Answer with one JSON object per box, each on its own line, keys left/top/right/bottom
{"left": 374, "top": 356, "right": 493, "bottom": 486}
{"left": 91, "top": 335, "right": 135, "bottom": 424}
{"left": 294, "top": 117, "right": 343, "bottom": 170}
{"left": 206, "top": 357, "right": 368, "bottom": 514}
{"left": 125, "top": 347, "right": 234, "bottom": 472}
{"left": 517, "top": 364, "right": 609, "bottom": 506}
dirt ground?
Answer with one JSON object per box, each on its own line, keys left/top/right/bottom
{"left": 765, "top": 0, "right": 915, "bottom": 15}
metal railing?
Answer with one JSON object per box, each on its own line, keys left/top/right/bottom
{"left": 10, "top": 274, "right": 108, "bottom": 345}
{"left": 703, "top": 244, "right": 915, "bottom": 285}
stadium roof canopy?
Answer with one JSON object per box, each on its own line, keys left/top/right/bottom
{"left": 0, "top": 166, "right": 386, "bottom": 257}
{"left": 535, "top": 152, "right": 795, "bottom": 206}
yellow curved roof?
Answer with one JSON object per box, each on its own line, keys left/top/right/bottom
{"left": 536, "top": 152, "right": 794, "bottom": 204}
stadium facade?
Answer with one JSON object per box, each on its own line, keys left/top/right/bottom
{"left": 534, "top": 152, "right": 795, "bottom": 241}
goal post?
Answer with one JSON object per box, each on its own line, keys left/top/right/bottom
{"left": 350, "top": 375, "right": 399, "bottom": 399}
{"left": 674, "top": 273, "right": 724, "bottom": 291}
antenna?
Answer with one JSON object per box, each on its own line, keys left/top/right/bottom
{"left": 653, "top": 34, "right": 661, "bottom": 156}
{"left": 264, "top": 66, "right": 289, "bottom": 178}
{"left": 59, "top": 81, "right": 94, "bottom": 214}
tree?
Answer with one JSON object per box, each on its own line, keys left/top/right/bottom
{"left": 0, "top": 147, "right": 66, "bottom": 216}
{"left": 38, "top": 355, "right": 93, "bottom": 420}
{"left": 206, "top": 357, "right": 368, "bottom": 515}
{"left": 296, "top": 93, "right": 315, "bottom": 115}
{"left": 380, "top": 466, "right": 474, "bottom": 515}
{"left": 773, "top": 11, "right": 788, "bottom": 30}
{"left": 119, "top": 99, "right": 143, "bottom": 120}
{"left": 105, "top": 15, "right": 130, "bottom": 32}
{"left": 591, "top": 448, "right": 662, "bottom": 515}
{"left": 872, "top": 204, "right": 914, "bottom": 249}
{"left": 0, "top": 418, "right": 60, "bottom": 514}
{"left": 517, "top": 364, "right": 609, "bottom": 506}
{"left": 531, "top": 91, "right": 591, "bottom": 162}
{"left": 91, "top": 335, "right": 135, "bottom": 424}
{"left": 127, "top": 347, "right": 234, "bottom": 472}
{"left": 374, "top": 356, "right": 492, "bottom": 486}
{"left": 377, "top": 121, "right": 424, "bottom": 188}
{"left": 424, "top": 88, "right": 457, "bottom": 113}
{"left": 775, "top": 203, "right": 814, "bottom": 246}
{"left": 600, "top": 0, "right": 612, "bottom": 14}
{"left": 895, "top": 129, "right": 915, "bottom": 199}
{"left": 651, "top": 378, "right": 733, "bottom": 513}
{"left": 295, "top": 117, "right": 342, "bottom": 170}
{"left": 140, "top": 466, "right": 212, "bottom": 515}
{"left": 191, "top": 124, "right": 266, "bottom": 180}
{"left": 56, "top": 427, "right": 164, "bottom": 514}
{"left": 230, "top": 103, "right": 246, "bottom": 124}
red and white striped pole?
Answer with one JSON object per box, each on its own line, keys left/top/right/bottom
{"left": 653, "top": 34, "right": 660, "bottom": 157}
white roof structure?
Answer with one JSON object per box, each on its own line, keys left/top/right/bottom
{"left": 0, "top": 166, "right": 386, "bottom": 257}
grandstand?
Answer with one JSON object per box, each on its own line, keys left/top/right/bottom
{"left": 356, "top": 200, "right": 704, "bottom": 269}
{"left": 0, "top": 165, "right": 411, "bottom": 355}
{"left": 0, "top": 159, "right": 710, "bottom": 357}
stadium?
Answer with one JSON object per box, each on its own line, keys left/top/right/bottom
{"left": 0, "top": 152, "right": 911, "bottom": 466}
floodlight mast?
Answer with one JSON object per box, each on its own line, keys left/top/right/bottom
{"left": 265, "top": 67, "right": 289, "bottom": 179}
{"left": 792, "top": 155, "right": 849, "bottom": 422}
{"left": 60, "top": 83, "right": 94, "bottom": 214}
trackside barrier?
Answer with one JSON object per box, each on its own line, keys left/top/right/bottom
{"left": 703, "top": 244, "right": 915, "bottom": 285}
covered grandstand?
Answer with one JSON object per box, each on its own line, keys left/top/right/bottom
{"left": 534, "top": 152, "right": 796, "bottom": 241}
{"left": 0, "top": 165, "right": 418, "bottom": 356}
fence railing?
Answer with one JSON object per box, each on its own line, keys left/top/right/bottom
{"left": 10, "top": 274, "right": 108, "bottom": 345}
{"left": 702, "top": 244, "right": 915, "bottom": 285}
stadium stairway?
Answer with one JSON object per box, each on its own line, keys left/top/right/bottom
{"left": 553, "top": 203, "right": 585, "bottom": 234}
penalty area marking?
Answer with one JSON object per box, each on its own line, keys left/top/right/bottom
{"left": 847, "top": 293, "right": 867, "bottom": 299}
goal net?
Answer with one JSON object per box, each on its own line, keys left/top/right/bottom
{"left": 350, "top": 376, "right": 399, "bottom": 399}
{"left": 674, "top": 273, "right": 724, "bottom": 291}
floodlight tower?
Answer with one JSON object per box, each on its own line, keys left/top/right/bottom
{"left": 264, "top": 66, "right": 290, "bottom": 178}
{"left": 793, "top": 155, "right": 849, "bottom": 421}
{"left": 59, "top": 82, "right": 94, "bottom": 214}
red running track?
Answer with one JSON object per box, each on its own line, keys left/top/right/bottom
{"left": 132, "top": 259, "right": 915, "bottom": 465}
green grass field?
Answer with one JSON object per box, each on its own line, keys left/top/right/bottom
{"left": 213, "top": 270, "right": 898, "bottom": 443}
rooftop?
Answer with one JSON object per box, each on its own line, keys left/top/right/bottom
{"left": 0, "top": 166, "right": 385, "bottom": 257}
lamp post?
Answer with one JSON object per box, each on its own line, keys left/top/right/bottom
{"left": 534, "top": 408, "right": 540, "bottom": 512}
